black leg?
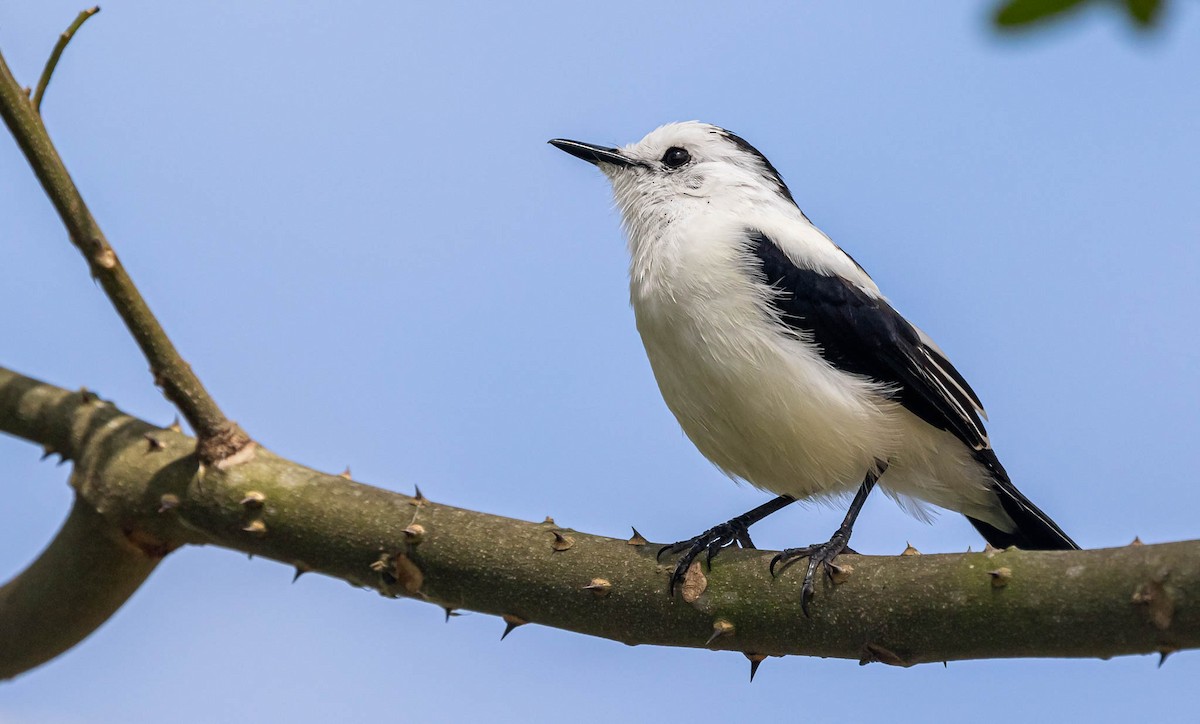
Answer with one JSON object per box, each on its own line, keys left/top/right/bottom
{"left": 770, "top": 465, "right": 884, "bottom": 616}
{"left": 659, "top": 495, "right": 795, "bottom": 596}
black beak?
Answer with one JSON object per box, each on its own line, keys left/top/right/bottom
{"left": 548, "top": 138, "right": 636, "bottom": 167}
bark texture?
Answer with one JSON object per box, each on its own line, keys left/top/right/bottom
{"left": 2, "top": 366, "right": 1196, "bottom": 679}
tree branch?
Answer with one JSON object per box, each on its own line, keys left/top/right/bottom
{"left": 2, "top": 365, "right": 1196, "bottom": 680}
{"left": 30, "top": 6, "right": 100, "bottom": 112}
{"left": 0, "top": 40, "right": 249, "bottom": 464}
{"left": 0, "top": 496, "right": 161, "bottom": 680}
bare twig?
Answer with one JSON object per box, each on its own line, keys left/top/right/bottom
{"left": 0, "top": 43, "right": 251, "bottom": 464}
{"left": 31, "top": 6, "right": 101, "bottom": 112}
{"left": 1, "top": 366, "right": 1197, "bottom": 679}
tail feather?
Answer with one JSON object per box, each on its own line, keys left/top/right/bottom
{"left": 968, "top": 450, "right": 1079, "bottom": 551}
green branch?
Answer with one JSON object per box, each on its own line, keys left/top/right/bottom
{"left": 31, "top": 6, "right": 101, "bottom": 112}
{"left": 2, "top": 366, "right": 1197, "bottom": 680}
{"left": 0, "top": 26, "right": 250, "bottom": 464}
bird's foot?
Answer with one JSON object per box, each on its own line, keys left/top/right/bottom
{"left": 658, "top": 519, "right": 757, "bottom": 596}
{"left": 769, "top": 529, "right": 857, "bottom": 617}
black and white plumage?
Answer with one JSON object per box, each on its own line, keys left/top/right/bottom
{"left": 550, "top": 122, "right": 1077, "bottom": 609}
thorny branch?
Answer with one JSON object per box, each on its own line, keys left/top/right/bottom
{"left": 1, "top": 366, "right": 1197, "bottom": 680}
{"left": 0, "top": 14, "right": 250, "bottom": 465}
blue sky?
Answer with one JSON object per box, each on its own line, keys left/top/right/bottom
{"left": 2, "top": 2, "right": 1198, "bottom": 721}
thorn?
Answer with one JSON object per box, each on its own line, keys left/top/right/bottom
{"left": 500, "top": 613, "right": 527, "bottom": 640}
{"left": 339, "top": 467, "right": 352, "bottom": 479}
{"left": 943, "top": 661, "right": 948, "bottom": 668}
{"left": 242, "top": 519, "right": 267, "bottom": 535}
{"left": 1130, "top": 536, "right": 1144, "bottom": 546}
{"left": 901, "top": 542, "right": 921, "bottom": 556}
{"left": 988, "top": 567, "right": 1012, "bottom": 588}
{"left": 860, "top": 642, "right": 911, "bottom": 667}
{"left": 157, "top": 493, "right": 180, "bottom": 513}
{"left": 443, "top": 607, "right": 462, "bottom": 622}
{"left": 292, "top": 565, "right": 310, "bottom": 583}
{"left": 706, "top": 619, "right": 735, "bottom": 646}
{"left": 745, "top": 653, "right": 766, "bottom": 682}
{"left": 78, "top": 387, "right": 98, "bottom": 403}
{"left": 1158, "top": 647, "right": 1176, "bottom": 668}
{"left": 40, "top": 446, "right": 55, "bottom": 461}
{"left": 582, "top": 578, "right": 612, "bottom": 598}
{"left": 966, "top": 546, "right": 972, "bottom": 553}
{"left": 983, "top": 542, "right": 999, "bottom": 553}
{"left": 412, "top": 485, "right": 426, "bottom": 504}
{"left": 240, "top": 491, "right": 266, "bottom": 508}
{"left": 1132, "top": 580, "right": 1175, "bottom": 630}
{"left": 627, "top": 527, "right": 648, "bottom": 546}
{"left": 167, "top": 416, "right": 182, "bottom": 433}
{"left": 144, "top": 433, "right": 166, "bottom": 452}
{"left": 550, "top": 530, "right": 575, "bottom": 552}
{"left": 828, "top": 562, "right": 854, "bottom": 585}
{"left": 541, "top": 516, "right": 556, "bottom": 526}
{"left": 403, "top": 524, "right": 426, "bottom": 544}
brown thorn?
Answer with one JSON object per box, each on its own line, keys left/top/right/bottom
{"left": 551, "top": 530, "right": 575, "bottom": 552}
{"left": 143, "top": 433, "right": 166, "bottom": 452}
{"left": 40, "top": 445, "right": 56, "bottom": 461}
{"left": 339, "top": 467, "right": 352, "bottom": 479}
{"left": 988, "top": 567, "right": 1012, "bottom": 588}
{"left": 412, "top": 485, "right": 426, "bottom": 504}
{"left": 292, "top": 565, "right": 310, "bottom": 583}
{"left": 1132, "top": 580, "right": 1175, "bottom": 630}
{"left": 242, "top": 519, "right": 267, "bottom": 535}
{"left": 541, "top": 516, "right": 556, "bottom": 526}
{"left": 901, "top": 542, "right": 921, "bottom": 556}
{"left": 1158, "top": 647, "right": 1176, "bottom": 668}
{"left": 167, "top": 416, "right": 182, "bottom": 433}
{"left": 1130, "top": 536, "right": 1144, "bottom": 546}
{"left": 78, "top": 387, "right": 98, "bottom": 403}
{"left": 500, "top": 614, "right": 527, "bottom": 640}
{"left": 582, "top": 578, "right": 612, "bottom": 598}
{"left": 157, "top": 493, "right": 180, "bottom": 513}
{"left": 627, "top": 527, "right": 648, "bottom": 546}
{"left": 403, "top": 524, "right": 426, "bottom": 544}
{"left": 860, "top": 642, "right": 911, "bottom": 667}
{"left": 828, "top": 562, "right": 854, "bottom": 585}
{"left": 706, "top": 619, "right": 735, "bottom": 646}
{"left": 744, "top": 653, "right": 766, "bottom": 682}
{"left": 240, "top": 491, "right": 266, "bottom": 508}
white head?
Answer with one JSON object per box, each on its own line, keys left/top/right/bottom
{"left": 550, "top": 122, "right": 808, "bottom": 238}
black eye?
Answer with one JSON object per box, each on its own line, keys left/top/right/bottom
{"left": 662, "top": 147, "right": 691, "bottom": 168}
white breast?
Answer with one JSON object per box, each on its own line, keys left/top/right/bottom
{"left": 628, "top": 212, "right": 903, "bottom": 500}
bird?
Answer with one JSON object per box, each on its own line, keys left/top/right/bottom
{"left": 549, "top": 122, "right": 1078, "bottom": 614}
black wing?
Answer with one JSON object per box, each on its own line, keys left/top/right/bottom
{"left": 747, "top": 230, "right": 1079, "bottom": 551}
{"left": 747, "top": 230, "right": 989, "bottom": 452}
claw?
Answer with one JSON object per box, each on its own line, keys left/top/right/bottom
{"left": 656, "top": 543, "right": 677, "bottom": 563}
{"left": 662, "top": 522, "right": 748, "bottom": 596}
{"left": 657, "top": 496, "right": 797, "bottom": 597}
{"left": 769, "top": 535, "right": 852, "bottom": 617}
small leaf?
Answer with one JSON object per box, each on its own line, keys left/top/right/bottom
{"left": 994, "top": 0, "right": 1089, "bottom": 28}
{"left": 1124, "top": 0, "right": 1162, "bottom": 26}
